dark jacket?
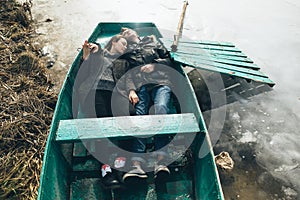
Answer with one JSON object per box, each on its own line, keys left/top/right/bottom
{"left": 72, "top": 45, "right": 129, "bottom": 117}
{"left": 121, "top": 35, "right": 174, "bottom": 93}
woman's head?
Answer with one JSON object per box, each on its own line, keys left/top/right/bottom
{"left": 120, "top": 27, "right": 139, "bottom": 43}
{"left": 105, "top": 35, "right": 127, "bottom": 55}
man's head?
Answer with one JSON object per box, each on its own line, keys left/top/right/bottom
{"left": 120, "top": 27, "right": 139, "bottom": 43}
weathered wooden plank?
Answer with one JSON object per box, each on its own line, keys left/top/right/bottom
{"left": 161, "top": 38, "right": 241, "bottom": 52}
{"left": 161, "top": 38, "right": 248, "bottom": 58}
{"left": 162, "top": 38, "right": 235, "bottom": 47}
{"left": 56, "top": 113, "right": 200, "bottom": 143}
{"left": 180, "top": 43, "right": 241, "bottom": 52}
{"left": 174, "top": 48, "right": 247, "bottom": 58}
{"left": 174, "top": 51, "right": 260, "bottom": 70}
{"left": 207, "top": 49, "right": 247, "bottom": 57}
{"left": 177, "top": 50, "right": 253, "bottom": 63}
{"left": 213, "top": 56, "right": 258, "bottom": 69}
{"left": 172, "top": 53, "right": 266, "bottom": 77}
{"left": 186, "top": 40, "right": 234, "bottom": 47}
{"left": 172, "top": 54, "right": 275, "bottom": 86}
{"left": 214, "top": 54, "right": 253, "bottom": 63}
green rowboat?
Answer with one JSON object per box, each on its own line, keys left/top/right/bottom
{"left": 37, "top": 22, "right": 225, "bottom": 200}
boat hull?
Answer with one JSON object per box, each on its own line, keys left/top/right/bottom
{"left": 38, "top": 22, "right": 224, "bottom": 200}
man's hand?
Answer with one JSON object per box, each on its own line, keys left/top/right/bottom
{"left": 129, "top": 90, "right": 139, "bottom": 106}
{"left": 141, "top": 64, "right": 155, "bottom": 73}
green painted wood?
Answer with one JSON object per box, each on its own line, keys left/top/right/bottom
{"left": 174, "top": 51, "right": 260, "bottom": 70}
{"left": 163, "top": 38, "right": 235, "bottom": 47}
{"left": 174, "top": 48, "right": 248, "bottom": 58}
{"left": 187, "top": 44, "right": 241, "bottom": 52}
{"left": 173, "top": 52, "right": 264, "bottom": 76}
{"left": 174, "top": 50, "right": 253, "bottom": 63}
{"left": 56, "top": 113, "right": 200, "bottom": 143}
{"left": 177, "top": 39, "right": 235, "bottom": 47}
{"left": 172, "top": 50, "right": 255, "bottom": 69}
{"left": 172, "top": 53, "right": 275, "bottom": 86}
{"left": 72, "top": 158, "right": 101, "bottom": 172}
{"left": 160, "top": 38, "right": 275, "bottom": 86}
{"left": 193, "top": 133, "right": 223, "bottom": 200}
{"left": 161, "top": 38, "right": 247, "bottom": 57}
{"left": 207, "top": 49, "right": 247, "bottom": 57}
{"left": 206, "top": 55, "right": 258, "bottom": 69}
{"left": 165, "top": 39, "right": 242, "bottom": 52}
{"left": 214, "top": 53, "right": 253, "bottom": 63}
{"left": 70, "top": 178, "right": 111, "bottom": 200}
{"left": 73, "top": 143, "right": 87, "bottom": 157}
{"left": 38, "top": 145, "right": 71, "bottom": 200}
{"left": 162, "top": 39, "right": 258, "bottom": 69}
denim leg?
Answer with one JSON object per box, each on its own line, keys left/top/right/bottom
{"left": 135, "top": 85, "right": 150, "bottom": 115}
{"left": 152, "top": 85, "right": 171, "bottom": 114}
{"left": 131, "top": 137, "right": 147, "bottom": 163}
{"left": 154, "top": 135, "right": 171, "bottom": 151}
{"left": 131, "top": 86, "right": 150, "bottom": 153}
{"left": 132, "top": 137, "right": 147, "bottom": 153}
{"left": 152, "top": 85, "right": 172, "bottom": 155}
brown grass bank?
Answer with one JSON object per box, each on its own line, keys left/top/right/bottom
{"left": 0, "top": 1, "right": 56, "bottom": 199}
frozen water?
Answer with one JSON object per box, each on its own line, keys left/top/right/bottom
{"left": 238, "top": 130, "right": 257, "bottom": 143}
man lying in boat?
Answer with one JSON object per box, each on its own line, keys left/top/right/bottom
{"left": 115, "top": 27, "right": 176, "bottom": 185}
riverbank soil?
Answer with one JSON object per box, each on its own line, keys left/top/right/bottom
{"left": 0, "top": 1, "right": 56, "bottom": 199}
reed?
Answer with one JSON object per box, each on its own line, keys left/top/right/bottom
{"left": 0, "top": 1, "right": 56, "bottom": 199}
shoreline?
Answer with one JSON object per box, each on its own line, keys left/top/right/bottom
{"left": 0, "top": 1, "right": 56, "bottom": 199}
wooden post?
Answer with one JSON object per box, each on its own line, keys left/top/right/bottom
{"left": 171, "top": 1, "right": 189, "bottom": 52}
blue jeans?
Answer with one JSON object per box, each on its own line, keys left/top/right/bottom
{"left": 135, "top": 85, "right": 171, "bottom": 115}
{"left": 132, "top": 85, "right": 172, "bottom": 155}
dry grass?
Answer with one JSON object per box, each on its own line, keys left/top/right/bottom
{"left": 0, "top": 1, "right": 56, "bottom": 199}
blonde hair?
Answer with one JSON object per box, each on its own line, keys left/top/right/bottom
{"left": 104, "top": 34, "right": 124, "bottom": 51}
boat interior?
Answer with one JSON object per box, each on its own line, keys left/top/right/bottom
{"left": 38, "top": 23, "right": 223, "bottom": 200}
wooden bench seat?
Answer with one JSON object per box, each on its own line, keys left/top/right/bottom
{"left": 55, "top": 113, "right": 200, "bottom": 143}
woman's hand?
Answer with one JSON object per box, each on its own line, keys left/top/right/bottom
{"left": 129, "top": 90, "right": 139, "bottom": 106}
{"left": 82, "top": 40, "right": 99, "bottom": 60}
{"left": 141, "top": 64, "right": 155, "bottom": 73}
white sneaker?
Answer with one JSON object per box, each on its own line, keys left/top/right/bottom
{"left": 154, "top": 163, "right": 170, "bottom": 180}
{"left": 123, "top": 164, "right": 148, "bottom": 184}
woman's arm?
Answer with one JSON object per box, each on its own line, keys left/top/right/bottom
{"left": 82, "top": 40, "right": 99, "bottom": 60}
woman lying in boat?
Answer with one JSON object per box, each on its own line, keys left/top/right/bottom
{"left": 75, "top": 35, "right": 142, "bottom": 187}
{"left": 74, "top": 34, "right": 132, "bottom": 118}
{"left": 75, "top": 34, "right": 148, "bottom": 188}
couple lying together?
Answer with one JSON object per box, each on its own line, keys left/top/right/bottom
{"left": 75, "top": 27, "right": 176, "bottom": 188}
